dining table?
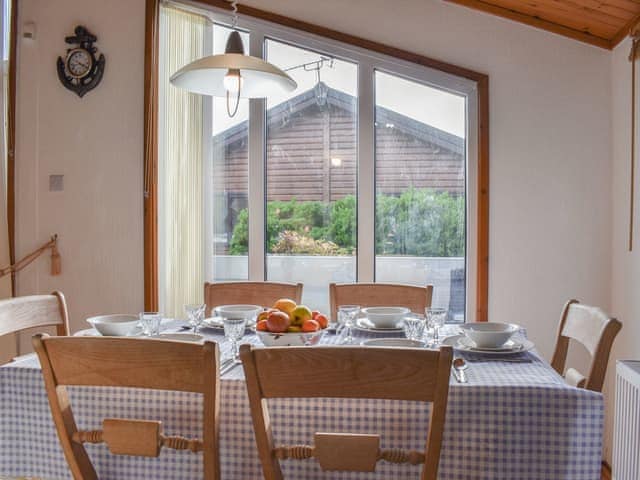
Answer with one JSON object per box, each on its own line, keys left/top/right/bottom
{"left": 0, "top": 322, "right": 603, "bottom": 480}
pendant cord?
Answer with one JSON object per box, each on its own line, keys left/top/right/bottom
{"left": 229, "top": 0, "right": 239, "bottom": 28}
{"left": 226, "top": 87, "right": 241, "bottom": 117}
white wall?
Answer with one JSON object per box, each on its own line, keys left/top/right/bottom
{"left": 13, "top": 0, "right": 145, "bottom": 351}
{"left": 609, "top": 36, "right": 638, "bottom": 466}
{"left": 12, "top": 0, "right": 616, "bottom": 457}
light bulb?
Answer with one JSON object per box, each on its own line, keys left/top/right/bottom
{"left": 223, "top": 69, "right": 243, "bottom": 93}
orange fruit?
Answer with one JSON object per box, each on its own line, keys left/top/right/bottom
{"left": 273, "top": 298, "right": 297, "bottom": 316}
{"left": 256, "top": 319, "right": 269, "bottom": 331}
{"left": 314, "top": 313, "right": 329, "bottom": 329}
{"left": 302, "top": 319, "right": 320, "bottom": 332}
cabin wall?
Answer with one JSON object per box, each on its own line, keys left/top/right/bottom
{"left": 215, "top": 100, "right": 463, "bottom": 203}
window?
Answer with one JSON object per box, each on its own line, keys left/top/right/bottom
{"left": 156, "top": 2, "right": 484, "bottom": 319}
{"left": 264, "top": 39, "right": 358, "bottom": 311}
{"left": 374, "top": 71, "right": 467, "bottom": 322}
{"left": 209, "top": 24, "right": 249, "bottom": 282}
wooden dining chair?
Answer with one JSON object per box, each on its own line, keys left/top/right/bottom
{"left": 204, "top": 281, "right": 303, "bottom": 313}
{"left": 550, "top": 299, "right": 622, "bottom": 392}
{"left": 241, "top": 344, "right": 453, "bottom": 480}
{"left": 0, "top": 291, "right": 69, "bottom": 339}
{"left": 329, "top": 283, "right": 433, "bottom": 320}
{"left": 32, "top": 334, "right": 220, "bottom": 480}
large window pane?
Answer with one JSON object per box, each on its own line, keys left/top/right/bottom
{"left": 374, "top": 71, "right": 467, "bottom": 322}
{"left": 265, "top": 39, "right": 358, "bottom": 312}
{"left": 208, "top": 25, "right": 249, "bottom": 281}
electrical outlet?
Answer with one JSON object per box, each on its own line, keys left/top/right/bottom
{"left": 49, "top": 175, "right": 64, "bottom": 192}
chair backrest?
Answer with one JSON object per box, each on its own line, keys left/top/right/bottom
{"left": 32, "top": 335, "right": 220, "bottom": 480}
{"left": 0, "top": 291, "right": 69, "bottom": 338}
{"left": 240, "top": 344, "right": 452, "bottom": 480}
{"left": 204, "top": 282, "right": 303, "bottom": 315}
{"left": 551, "top": 299, "right": 622, "bottom": 392}
{"left": 329, "top": 283, "right": 433, "bottom": 320}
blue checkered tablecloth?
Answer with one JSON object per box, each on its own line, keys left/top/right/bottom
{"left": 0, "top": 325, "right": 603, "bottom": 480}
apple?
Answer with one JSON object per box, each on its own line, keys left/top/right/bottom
{"left": 311, "top": 310, "right": 320, "bottom": 320}
{"left": 256, "top": 319, "right": 269, "bottom": 331}
{"left": 273, "top": 298, "right": 297, "bottom": 316}
{"left": 266, "top": 311, "right": 290, "bottom": 333}
{"left": 302, "top": 319, "right": 320, "bottom": 332}
{"left": 290, "top": 305, "right": 312, "bottom": 326}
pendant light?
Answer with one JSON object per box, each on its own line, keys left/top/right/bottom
{"left": 169, "top": 0, "right": 297, "bottom": 117}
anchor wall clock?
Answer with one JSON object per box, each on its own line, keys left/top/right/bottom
{"left": 57, "top": 26, "right": 105, "bottom": 98}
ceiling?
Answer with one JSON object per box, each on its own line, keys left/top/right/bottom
{"left": 444, "top": 0, "right": 640, "bottom": 49}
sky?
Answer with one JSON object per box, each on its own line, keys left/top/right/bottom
{"left": 211, "top": 26, "right": 466, "bottom": 138}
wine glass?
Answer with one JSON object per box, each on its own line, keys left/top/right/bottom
{"left": 223, "top": 316, "right": 247, "bottom": 363}
{"left": 337, "top": 305, "right": 360, "bottom": 345}
{"left": 185, "top": 304, "right": 206, "bottom": 333}
{"left": 426, "top": 307, "right": 447, "bottom": 345}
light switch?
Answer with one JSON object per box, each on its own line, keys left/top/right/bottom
{"left": 49, "top": 175, "right": 64, "bottom": 192}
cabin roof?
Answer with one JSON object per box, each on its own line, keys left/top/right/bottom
{"left": 213, "top": 82, "right": 464, "bottom": 156}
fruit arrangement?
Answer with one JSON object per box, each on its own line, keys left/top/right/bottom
{"left": 255, "top": 298, "right": 329, "bottom": 334}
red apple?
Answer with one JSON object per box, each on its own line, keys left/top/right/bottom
{"left": 266, "top": 311, "right": 290, "bottom": 333}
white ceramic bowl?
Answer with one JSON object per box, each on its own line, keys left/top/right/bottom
{"left": 215, "top": 305, "right": 263, "bottom": 321}
{"left": 255, "top": 329, "right": 325, "bottom": 347}
{"left": 459, "top": 322, "right": 519, "bottom": 348}
{"left": 361, "top": 306, "right": 410, "bottom": 328}
{"left": 86, "top": 314, "right": 139, "bottom": 337}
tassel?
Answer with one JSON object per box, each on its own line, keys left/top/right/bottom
{"left": 50, "top": 235, "right": 61, "bottom": 276}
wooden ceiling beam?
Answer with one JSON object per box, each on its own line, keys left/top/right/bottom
{"left": 611, "top": 11, "right": 640, "bottom": 46}
{"left": 445, "top": 0, "right": 614, "bottom": 49}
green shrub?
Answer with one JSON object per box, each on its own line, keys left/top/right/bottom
{"left": 229, "top": 189, "right": 464, "bottom": 257}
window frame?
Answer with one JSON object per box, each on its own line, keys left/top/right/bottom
{"left": 145, "top": 0, "right": 490, "bottom": 321}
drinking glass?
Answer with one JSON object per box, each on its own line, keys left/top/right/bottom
{"left": 185, "top": 304, "right": 206, "bottom": 333}
{"left": 425, "top": 307, "right": 447, "bottom": 345}
{"left": 403, "top": 314, "right": 426, "bottom": 342}
{"left": 223, "top": 317, "right": 247, "bottom": 362}
{"left": 337, "top": 305, "right": 360, "bottom": 345}
{"left": 139, "top": 312, "right": 162, "bottom": 337}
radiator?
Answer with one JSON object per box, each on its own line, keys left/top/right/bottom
{"left": 613, "top": 360, "right": 640, "bottom": 480}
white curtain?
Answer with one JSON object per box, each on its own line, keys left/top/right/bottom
{"left": 159, "top": 5, "right": 207, "bottom": 318}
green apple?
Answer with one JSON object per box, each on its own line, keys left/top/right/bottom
{"left": 290, "top": 305, "right": 312, "bottom": 326}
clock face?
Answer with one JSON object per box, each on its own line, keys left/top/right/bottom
{"left": 66, "top": 48, "right": 93, "bottom": 79}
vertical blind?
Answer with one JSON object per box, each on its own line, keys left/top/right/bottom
{"left": 159, "top": 5, "right": 208, "bottom": 317}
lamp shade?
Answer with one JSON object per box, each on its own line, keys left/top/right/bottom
{"left": 169, "top": 53, "right": 297, "bottom": 98}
